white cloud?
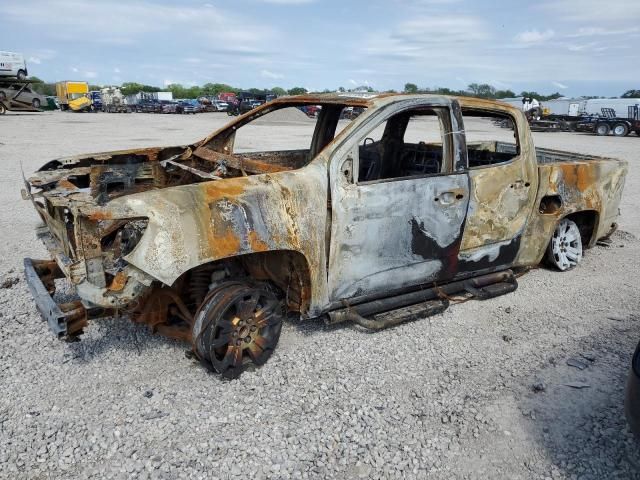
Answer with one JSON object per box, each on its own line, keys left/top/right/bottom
{"left": 515, "top": 29, "right": 555, "bottom": 44}
{"left": 260, "top": 69, "right": 284, "bottom": 79}
{"left": 552, "top": 81, "right": 569, "bottom": 89}
{"left": 114, "top": 67, "right": 120, "bottom": 73}
{"left": 184, "top": 58, "right": 202, "bottom": 64}
{"left": 71, "top": 67, "right": 78, "bottom": 73}
{"left": 28, "top": 56, "right": 41, "bottom": 64}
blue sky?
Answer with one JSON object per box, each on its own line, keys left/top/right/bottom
{"left": 2, "top": 0, "right": 640, "bottom": 97}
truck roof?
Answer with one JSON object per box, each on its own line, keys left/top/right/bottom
{"left": 269, "top": 92, "right": 521, "bottom": 114}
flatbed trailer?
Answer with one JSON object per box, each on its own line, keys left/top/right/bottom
{"left": 591, "top": 106, "right": 640, "bottom": 137}
{"left": 0, "top": 79, "right": 42, "bottom": 114}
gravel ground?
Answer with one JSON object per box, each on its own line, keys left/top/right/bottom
{"left": 0, "top": 111, "right": 639, "bottom": 479}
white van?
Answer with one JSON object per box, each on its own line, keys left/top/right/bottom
{"left": 0, "top": 51, "right": 28, "bottom": 80}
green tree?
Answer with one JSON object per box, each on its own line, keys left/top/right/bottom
{"left": 287, "top": 87, "right": 308, "bottom": 96}
{"left": 622, "top": 89, "right": 640, "bottom": 98}
{"left": 494, "top": 89, "right": 516, "bottom": 99}
{"left": 120, "top": 82, "right": 161, "bottom": 96}
{"left": 404, "top": 83, "right": 418, "bottom": 93}
{"left": 271, "top": 87, "right": 287, "bottom": 97}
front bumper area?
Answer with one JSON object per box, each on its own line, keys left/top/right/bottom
{"left": 24, "top": 258, "right": 89, "bottom": 338}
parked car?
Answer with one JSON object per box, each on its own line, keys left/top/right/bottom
{"left": 176, "top": 100, "right": 197, "bottom": 114}
{"left": 135, "top": 98, "right": 162, "bottom": 113}
{"left": 0, "top": 51, "right": 28, "bottom": 80}
{"left": 22, "top": 94, "right": 627, "bottom": 379}
{"left": 626, "top": 340, "right": 640, "bottom": 437}
{"left": 160, "top": 100, "right": 178, "bottom": 114}
{"left": 212, "top": 100, "right": 229, "bottom": 112}
{"left": 0, "top": 83, "right": 46, "bottom": 108}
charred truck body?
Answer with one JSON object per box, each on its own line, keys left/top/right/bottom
{"left": 23, "top": 94, "right": 627, "bottom": 378}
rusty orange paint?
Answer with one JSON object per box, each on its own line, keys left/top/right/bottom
{"left": 108, "top": 271, "right": 128, "bottom": 292}
{"left": 248, "top": 231, "right": 269, "bottom": 252}
{"left": 211, "top": 228, "right": 242, "bottom": 257}
{"left": 87, "top": 210, "right": 114, "bottom": 221}
{"left": 203, "top": 178, "right": 246, "bottom": 200}
{"left": 559, "top": 163, "right": 595, "bottom": 192}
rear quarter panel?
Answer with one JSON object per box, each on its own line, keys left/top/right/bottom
{"left": 515, "top": 156, "right": 627, "bottom": 266}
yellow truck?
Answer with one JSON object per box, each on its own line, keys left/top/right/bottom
{"left": 56, "top": 81, "right": 92, "bottom": 112}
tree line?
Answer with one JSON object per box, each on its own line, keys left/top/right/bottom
{"left": 403, "top": 82, "right": 565, "bottom": 101}
{"left": 24, "top": 77, "right": 639, "bottom": 101}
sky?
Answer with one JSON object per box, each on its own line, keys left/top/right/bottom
{"left": 2, "top": 0, "right": 640, "bottom": 97}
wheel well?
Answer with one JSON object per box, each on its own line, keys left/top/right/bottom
{"left": 564, "top": 210, "right": 599, "bottom": 246}
{"left": 177, "top": 250, "right": 313, "bottom": 314}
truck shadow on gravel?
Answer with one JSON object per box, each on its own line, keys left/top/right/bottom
{"left": 519, "top": 321, "right": 640, "bottom": 479}
{"left": 63, "top": 316, "right": 185, "bottom": 363}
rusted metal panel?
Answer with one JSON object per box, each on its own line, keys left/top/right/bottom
{"left": 458, "top": 100, "right": 539, "bottom": 255}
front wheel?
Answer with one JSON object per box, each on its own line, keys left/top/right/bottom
{"left": 0, "top": 103, "right": 5, "bottom": 115}
{"left": 192, "top": 282, "right": 284, "bottom": 379}
{"left": 32, "top": 98, "right": 41, "bottom": 109}
{"left": 17, "top": 70, "right": 26, "bottom": 80}
{"left": 546, "top": 218, "right": 583, "bottom": 271}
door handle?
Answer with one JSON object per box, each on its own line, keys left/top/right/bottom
{"left": 435, "top": 191, "right": 465, "bottom": 205}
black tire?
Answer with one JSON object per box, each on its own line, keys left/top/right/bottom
{"left": 32, "top": 98, "right": 41, "bottom": 109}
{"left": 17, "top": 70, "right": 26, "bottom": 80}
{"left": 0, "top": 103, "right": 5, "bottom": 115}
{"left": 626, "top": 341, "right": 640, "bottom": 438}
{"left": 613, "top": 123, "right": 629, "bottom": 137}
{"left": 595, "top": 123, "right": 610, "bottom": 136}
{"left": 192, "top": 282, "right": 284, "bottom": 379}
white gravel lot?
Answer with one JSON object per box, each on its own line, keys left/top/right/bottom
{"left": 0, "top": 111, "right": 639, "bottom": 479}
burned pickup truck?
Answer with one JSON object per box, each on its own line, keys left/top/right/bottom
{"left": 23, "top": 94, "right": 627, "bottom": 378}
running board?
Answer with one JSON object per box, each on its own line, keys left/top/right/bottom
{"left": 327, "top": 270, "right": 518, "bottom": 330}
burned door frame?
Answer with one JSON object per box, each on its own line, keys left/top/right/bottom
{"left": 456, "top": 103, "right": 539, "bottom": 274}
{"left": 327, "top": 97, "right": 470, "bottom": 302}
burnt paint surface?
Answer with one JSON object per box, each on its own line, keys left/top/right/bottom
{"left": 24, "top": 93, "right": 628, "bottom": 319}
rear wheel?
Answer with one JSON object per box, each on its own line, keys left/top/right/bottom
{"left": 192, "top": 282, "right": 284, "bottom": 379}
{"left": 0, "top": 103, "right": 5, "bottom": 115}
{"left": 32, "top": 98, "right": 41, "bottom": 108}
{"left": 595, "top": 123, "right": 610, "bottom": 136}
{"left": 17, "top": 70, "right": 26, "bottom": 80}
{"left": 546, "top": 218, "right": 583, "bottom": 271}
{"left": 613, "top": 123, "right": 629, "bottom": 137}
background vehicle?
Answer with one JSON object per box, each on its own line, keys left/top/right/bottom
{"left": 160, "top": 100, "right": 178, "bottom": 114}
{"left": 55, "top": 81, "right": 91, "bottom": 112}
{"left": 176, "top": 100, "right": 198, "bottom": 114}
{"left": 0, "top": 51, "right": 27, "bottom": 80}
{"left": 22, "top": 94, "right": 627, "bottom": 379}
{"left": 101, "top": 87, "right": 130, "bottom": 113}
{"left": 135, "top": 98, "right": 162, "bottom": 113}
{"left": 212, "top": 100, "right": 229, "bottom": 112}
{"left": 627, "top": 340, "right": 640, "bottom": 438}
{"left": 593, "top": 106, "right": 640, "bottom": 137}
{"left": 88, "top": 91, "right": 103, "bottom": 112}
{"left": 0, "top": 81, "right": 46, "bottom": 108}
